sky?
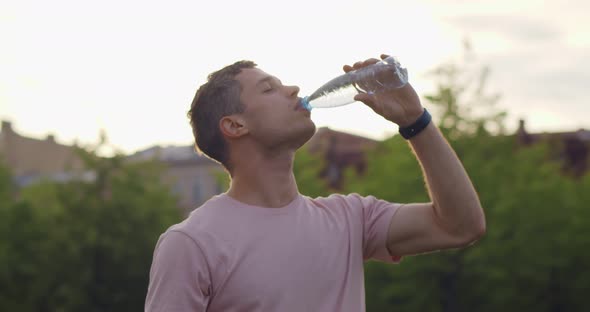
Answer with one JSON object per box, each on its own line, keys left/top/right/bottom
{"left": 1, "top": 0, "right": 588, "bottom": 154}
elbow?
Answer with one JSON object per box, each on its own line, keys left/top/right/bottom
{"left": 436, "top": 202, "right": 487, "bottom": 247}
{"left": 454, "top": 207, "right": 486, "bottom": 246}
{"left": 456, "top": 225, "right": 485, "bottom": 248}
{"left": 466, "top": 211, "right": 487, "bottom": 244}
{"left": 471, "top": 221, "right": 486, "bottom": 241}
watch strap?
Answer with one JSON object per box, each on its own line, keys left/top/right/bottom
{"left": 398, "top": 109, "right": 432, "bottom": 140}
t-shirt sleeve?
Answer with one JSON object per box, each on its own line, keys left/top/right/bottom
{"left": 351, "top": 193, "right": 402, "bottom": 263}
{"left": 145, "top": 230, "right": 211, "bottom": 312}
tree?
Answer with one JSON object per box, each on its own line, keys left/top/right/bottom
{"left": 425, "top": 40, "right": 506, "bottom": 140}
{"left": 343, "top": 44, "right": 590, "bottom": 311}
{"left": 0, "top": 162, "right": 11, "bottom": 203}
{"left": 0, "top": 143, "right": 183, "bottom": 311}
{"left": 294, "top": 147, "right": 330, "bottom": 198}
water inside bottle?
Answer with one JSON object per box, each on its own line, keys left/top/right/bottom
{"left": 301, "top": 84, "right": 360, "bottom": 111}
{"left": 301, "top": 56, "right": 408, "bottom": 111}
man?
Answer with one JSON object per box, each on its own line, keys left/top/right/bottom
{"left": 145, "top": 55, "right": 486, "bottom": 311}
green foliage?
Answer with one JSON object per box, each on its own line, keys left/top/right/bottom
{"left": 213, "top": 168, "right": 230, "bottom": 193}
{"left": 294, "top": 147, "right": 330, "bottom": 198}
{"left": 0, "top": 162, "right": 12, "bottom": 203}
{"left": 343, "top": 135, "right": 427, "bottom": 203}
{"left": 1, "top": 43, "right": 587, "bottom": 311}
{"left": 345, "top": 45, "right": 590, "bottom": 311}
{"left": 0, "top": 146, "right": 182, "bottom": 311}
{"left": 356, "top": 131, "right": 589, "bottom": 311}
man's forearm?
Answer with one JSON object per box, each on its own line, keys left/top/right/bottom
{"left": 408, "top": 122, "right": 486, "bottom": 240}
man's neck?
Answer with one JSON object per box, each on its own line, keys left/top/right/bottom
{"left": 227, "top": 150, "right": 299, "bottom": 208}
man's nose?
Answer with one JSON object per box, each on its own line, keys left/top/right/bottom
{"left": 285, "top": 85, "right": 300, "bottom": 98}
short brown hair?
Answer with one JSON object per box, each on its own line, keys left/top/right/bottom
{"left": 187, "top": 60, "right": 257, "bottom": 171}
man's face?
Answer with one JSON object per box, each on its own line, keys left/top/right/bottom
{"left": 235, "top": 67, "right": 315, "bottom": 150}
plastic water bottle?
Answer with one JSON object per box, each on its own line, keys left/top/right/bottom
{"left": 300, "top": 56, "right": 409, "bottom": 111}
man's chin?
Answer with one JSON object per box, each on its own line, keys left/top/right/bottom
{"left": 294, "top": 122, "right": 316, "bottom": 149}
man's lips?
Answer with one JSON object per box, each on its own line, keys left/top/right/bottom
{"left": 294, "top": 99, "right": 302, "bottom": 110}
{"left": 294, "top": 98, "right": 308, "bottom": 111}
{"left": 294, "top": 99, "right": 311, "bottom": 116}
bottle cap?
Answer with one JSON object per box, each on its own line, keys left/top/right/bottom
{"left": 300, "top": 96, "right": 312, "bottom": 111}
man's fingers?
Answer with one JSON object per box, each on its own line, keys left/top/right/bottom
{"left": 344, "top": 58, "right": 381, "bottom": 73}
{"left": 354, "top": 93, "right": 376, "bottom": 108}
{"left": 354, "top": 58, "right": 380, "bottom": 69}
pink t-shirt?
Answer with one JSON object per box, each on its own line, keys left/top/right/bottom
{"left": 145, "top": 193, "right": 401, "bottom": 312}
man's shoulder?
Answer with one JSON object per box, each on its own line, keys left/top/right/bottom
{"left": 303, "top": 193, "right": 373, "bottom": 218}
{"left": 308, "top": 192, "right": 367, "bottom": 206}
{"left": 164, "top": 194, "right": 231, "bottom": 240}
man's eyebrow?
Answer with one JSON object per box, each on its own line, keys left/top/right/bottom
{"left": 256, "top": 76, "right": 282, "bottom": 86}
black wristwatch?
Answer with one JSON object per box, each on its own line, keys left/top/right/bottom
{"left": 398, "top": 109, "right": 432, "bottom": 140}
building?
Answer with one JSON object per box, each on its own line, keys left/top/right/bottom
{"left": 127, "top": 145, "right": 226, "bottom": 215}
{"left": 0, "top": 119, "right": 225, "bottom": 215}
{"left": 0, "top": 120, "right": 89, "bottom": 187}
{"left": 305, "top": 127, "right": 379, "bottom": 189}
{"left": 516, "top": 119, "right": 589, "bottom": 178}
{"left": 0, "top": 120, "right": 389, "bottom": 212}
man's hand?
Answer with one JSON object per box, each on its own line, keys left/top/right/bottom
{"left": 343, "top": 54, "right": 424, "bottom": 127}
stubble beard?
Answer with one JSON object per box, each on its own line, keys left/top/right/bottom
{"left": 291, "top": 120, "right": 316, "bottom": 150}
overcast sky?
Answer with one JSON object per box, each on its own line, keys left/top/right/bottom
{"left": 1, "top": 0, "right": 588, "bottom": 154}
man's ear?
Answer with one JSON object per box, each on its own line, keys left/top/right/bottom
{"left": 220, "top": 115, "right": 249, "bottom": 139}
